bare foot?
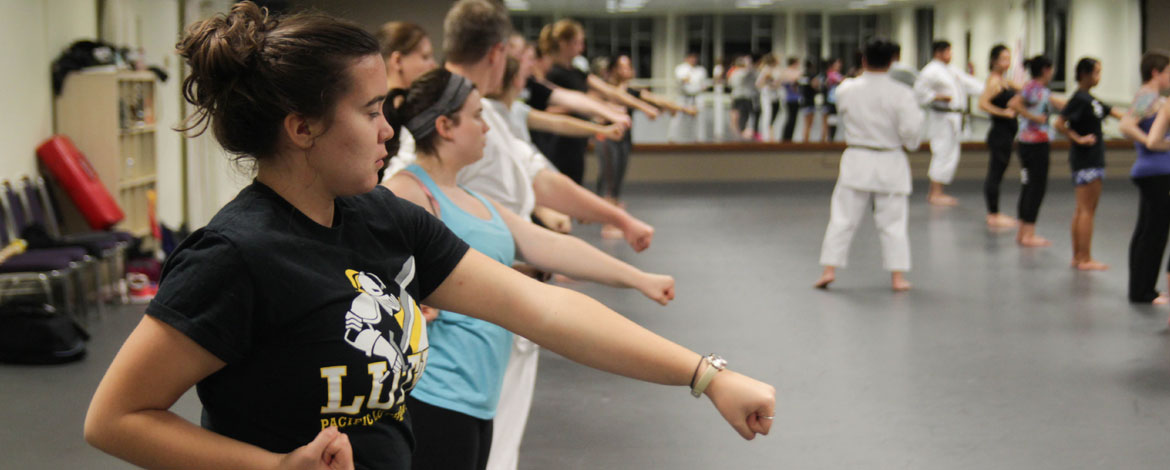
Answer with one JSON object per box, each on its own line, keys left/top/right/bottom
{"left": 600, "top": 224, "right": 624, "bottom": 240}
{"left": 891, "top": 273, "right": 912, "bottom": 292}
{"left": 986, "top": 214, "right": 1018, "bottom": 229}
{"left": 1073, "top": 260, "right": 1109, "bottom": 271}
{"left": 928, "top": 194, "right": 959, "bottom": 206}
{"left": 1155, "top": 294, "right": 1170, "bottom": 305}
{"left": 1017, "top": 235, "right": 1052, "bottom": 247}
{"left": 814, "top": 271, "right": 835, "bottom": 289}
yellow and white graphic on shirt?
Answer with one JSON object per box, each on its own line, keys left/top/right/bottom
{"left": 318, "top": 257, "right": 428, "bottom": 427}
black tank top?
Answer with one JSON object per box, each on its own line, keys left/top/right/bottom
{"left": 990, "top": 87, "right": 1018, "bottom": 136}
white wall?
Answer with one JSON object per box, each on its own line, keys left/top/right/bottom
{"left": 0, "top": 0, "right": 96, "bottom": 181}
{"left": 1066, "top": 0, "right": 1143, "bottom": 104}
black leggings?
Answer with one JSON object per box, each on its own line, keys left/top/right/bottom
{"left": 984, "top": 135, "right": 1014, "bottom": 214}
{"left": 1128, "top": 175, "right": 1170, "bottom": 302}
{"left": 781, "top": 101, "right": 800, "bottom": 142}
{"left": 597, "top": 133, "right": 632, "bottom": 199}
{"left": 407, "top": 397, "right": 493, "bottom": 470}
{"left": 1017, "top": 142, "right": 1050, "bottom": 224}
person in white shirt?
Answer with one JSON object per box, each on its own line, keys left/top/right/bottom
{"left": 914, "top": 40, "right": 984, "bottom": 206}
{"left": 670, "top": 51, "right": 706, "bottom": 142}
{"left": 390, "top": 5, "right": 659, "bottom": 470}
{"left": 888, "top": 43, "right": 918, "bottom": 88}
{"left": 815, "top": 38, "right": 925, "bottom": 292}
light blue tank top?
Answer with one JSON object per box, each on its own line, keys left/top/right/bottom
{"left": 405, "top": 164, "right": 517, "bottom": 420}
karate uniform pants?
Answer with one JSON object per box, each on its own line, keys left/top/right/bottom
{"left": 819, "top": 184, "right": 911, "bottom": 272}
{"left": 485, "top": 336, "right": 540, "bottom": 470}
{"left": 927, "top": 113, "right": 962, "bottom": 184}
{"left": 668, "top": 95, "right": 699, "bottom": 142}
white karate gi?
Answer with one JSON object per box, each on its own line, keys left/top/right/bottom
{"left": 913, "top": 59, "right": 983, "bottom": 184}
{"left": 820, "top": 71, "right": 925, "bottom": 272}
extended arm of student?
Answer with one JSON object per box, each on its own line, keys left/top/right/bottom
{"left": 532, "top": 169, "right": 654, "bottom": 252}
{"left": 1147, "top": 105, "right": 1170, "bottom": 151}
{"left": 549, "top": 87, "right": 632, "bottom": 128}
{"left": 527, "top": 108, "right": 625, "bottom": 140}
{"left": 639, "top": 89, "right": 697, "bottom": 116}
{"left": 587, "top": 74, "right": 660, "bottom": 119}
{"left": 422, "top": 249, "right": 775, "bottom": 440}
{"left": 494, "top": 200, "right": 674, "bottom": 304}
{"left": 84, "top": 317, "right": 354, "bottom": 470}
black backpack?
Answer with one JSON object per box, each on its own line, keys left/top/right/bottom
{"left": 0, "top": 299, "right": 88, "bottom": 365}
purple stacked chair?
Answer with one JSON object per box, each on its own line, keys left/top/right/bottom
{"left": 0, "top": 181, "right": 92, "bottom": 326}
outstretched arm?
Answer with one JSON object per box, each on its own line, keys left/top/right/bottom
{"left": 587, "top": 74, "right": 660, "bottom": 119}
{"left": 532, "top": 169, "right": 654, "bottom": 252}
{"left": 494, "top": 199, "right": 674, "bottom": 304}
{"left": 527, "top": 108, "right": 625, "bottom": 140}
{"left": 422, "top": 249, "right": 775, "bottom": 440}
{"left": 549, "top": 87, "right": 632, "bottom": 128}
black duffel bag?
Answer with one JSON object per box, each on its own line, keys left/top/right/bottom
{"left": 0, "top": 299, "right": 88, "bottom": 364}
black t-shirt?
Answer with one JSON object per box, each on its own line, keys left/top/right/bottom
{"left": 147, "top": 182, "right": 469, "bottom": 470}
{"left": 534, "top": 64, "right": 591, "bottom": 178}
{"left": 524, "top": 77, "right": 553, "bottom": 111}
{"left": 1061, "top": 89, "right": 1113, "bottom": 169}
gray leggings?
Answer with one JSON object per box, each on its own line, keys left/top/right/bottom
{"left": 597, "top": 132, "right": 632, "bottom": 199}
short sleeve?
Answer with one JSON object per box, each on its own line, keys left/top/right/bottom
{"left": 1061, "top": 95, "right": 1085, "bottom": 122}
{"left": 526, "top": 78, "right": 553, "bottom": 111}
{"left": 146, "top": 229, "right": 255, "bottom": 364}
{"left": 398, "top": 198, "right": 471, "bottom": 300}
{"left": 1101, "top": 101, "right": 1113, "bottom": 119}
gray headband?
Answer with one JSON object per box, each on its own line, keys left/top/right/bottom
{"left": 405, "top": 74, "right": 475, "bottom": 140}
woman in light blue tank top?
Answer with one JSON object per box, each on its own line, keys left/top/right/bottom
{"left": 381, "top": 68, "right": 678, "bottom": 470}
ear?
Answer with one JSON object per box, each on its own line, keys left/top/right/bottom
{"left": 434, "top": 115, "right": 456, "bottom": 141}
{"left": 388, "top": 51, "right": 404, "bottom": 72}
{"left": 283, "top": 113, "right": 316, "bottom": 150}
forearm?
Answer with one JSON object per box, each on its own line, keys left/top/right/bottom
{"left": 549, "top": 88, "right": 626, "bottom": 123}
{"left": 522, "top": 229, "right": 643, "bottom": 288}
{"left": 86, "top": 410, "right": 280, "bottom": 470}
{"left": 1120, "top": 116, "right": 1148, "bottom": 143}
{"left": 641, "top": 91, "right": 684, "bottom": 113}
{"left": 589, "top": 75, "right": 656, "bottom": 114}
{"left": 533, "top": 170, "right": 630, "bottom": 227}
{"left": 528, "top": 109, "right": 608, "bottom": 137}
{"left": 429, "top": 255, "right": 697, "bottom": 386}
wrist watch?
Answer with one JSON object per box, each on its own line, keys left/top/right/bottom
{"left": 690, "top": 354, "right": 727, "bottom": 398}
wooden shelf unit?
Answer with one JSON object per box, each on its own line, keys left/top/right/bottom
{"left": 54, "top": 69, "right": 157, "bottom": 236}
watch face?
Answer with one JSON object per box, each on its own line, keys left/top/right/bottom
{"left": 709, "top": 355, "right": 728, "bottom": 370}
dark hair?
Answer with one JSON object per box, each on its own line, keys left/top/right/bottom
{"left": 1024, "top": 55, "right": 1053, "bottom": 78}
{"left": 377, "top": 21, "right": 427, "bottom": 59}
{"left": 932, "top": 40, "right": 951, "bottom": 55}
{"left": 786, "top": 57, "right": 799, "bottom": 66}
{"left": 177, "top": 1, "right": 378, "bottom": 159}
{"left": 444, "top": 0, "right": 512, "bottom": 65}
{"left": 863, "top": 38, "right": 896, "bottom": 69}
{"left": 891, "top": 42, "right": 902, "bottom": 56}
{"left": 989, "top": 44, "right": 1009, "bottom": 71}
{"left": 1141, "top": 51, "right": 1170, "bottom": 82}
{"left": 384, "top": 68, "right": 472, "bottom": 157}
{"left": 1074, "top": 57, "right": 1099, "bottom": 82}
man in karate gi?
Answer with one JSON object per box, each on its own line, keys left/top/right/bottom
{"left": 815, "top": 38, "right": 924, "bottom": 292}
{"left": 914, "top": 40, "right": 984, "bottom": 206}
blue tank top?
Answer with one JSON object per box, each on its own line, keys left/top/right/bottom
{"left": 404, "top": 164, "right": 517, "bottom": 420}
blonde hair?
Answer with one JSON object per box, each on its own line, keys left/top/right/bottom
{"left": 538, "top": 19, "right": 583, "bottom": 56}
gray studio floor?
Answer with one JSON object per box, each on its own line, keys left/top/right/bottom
{"left": 4, "top": 178, "right": 1170, "bottom": 469}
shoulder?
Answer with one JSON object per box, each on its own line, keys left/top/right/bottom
{"left": 382, "top": 174, "right": 431, "bottom": 213}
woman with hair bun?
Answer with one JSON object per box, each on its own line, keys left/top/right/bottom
{"left": 82, "top": 3, "right": 775, "bottom": 469}
{"left": 1008, "top": 55, "right": 1066, "bottom": 247}
{"left": 978, "top": 44, "right": 1021, "bottom": 229}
